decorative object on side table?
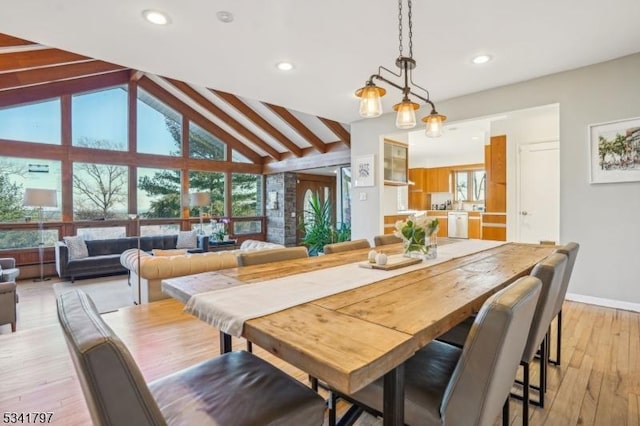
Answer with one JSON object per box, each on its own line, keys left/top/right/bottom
{"left": 211, "top": 217, "right": 231, "bottom": 242}
{"left": 394, "top": 215, "right": 439, "bottom": 260}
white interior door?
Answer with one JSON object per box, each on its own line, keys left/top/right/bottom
{"left": 517, "top": 141, "right": 560, "bottom": 243}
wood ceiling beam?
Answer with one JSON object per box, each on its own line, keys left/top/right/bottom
{"left": 211, "top": 90, "right": 304, "bottom": 157}
{"left": 0, "top": 34, "right": 34, "bottom": 48}
{"left": 263, "top": 103, "right": 328, "bottom": 154}
{"left": 0, "top": 60, "right": 126, "bottom": 91}
{"left": 138, "top": 77, "right": 263, "bottom": 165}
{"left": 262, "top": 142, "right": 350, "bottom": 174}
{"left": 165, "top": 78, "right": 282, "bottom": 161}
{"left": 0, "top": 48, "right": 90, "bottom": 73}
{"left": 0, "top": 70, "right": 130, "bottom": 108}
{"left": 129, "top": 70, "right": 145, "bottom": 82}
{"left": 319, "top": 117, "right": 350, "bottom": 147}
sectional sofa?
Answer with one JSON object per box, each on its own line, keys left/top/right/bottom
{"left": 55, "top": 234, "right": 209, "bottom": 282}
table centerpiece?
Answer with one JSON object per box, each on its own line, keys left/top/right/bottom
{"left": 394, "top": 215, "right": 439, "bottom": 260}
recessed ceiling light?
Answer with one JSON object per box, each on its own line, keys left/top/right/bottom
{"left": 142, "top": 10, "right": 170, "bottom": 25}
{"left": 276, "top": 61, "right": 295, "bottom": 71}
{"left": 216, "top": 11, "right": 234, "bottom": 23}
{"left": 472, "top": 54, "right": 492, "bottom": 65}
{"left": 471, "top": 136, "right": 480, "bottom": 140}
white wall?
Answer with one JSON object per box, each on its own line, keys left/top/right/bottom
{"left": 351, "top": 53, "right": 640, "bottom": 307}
{"left": 490, "top": 105, "right": 560, "bottom": 241}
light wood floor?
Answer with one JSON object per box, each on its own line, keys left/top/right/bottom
{"left": 1, "top": 279, "right": 638, "bottom": 425}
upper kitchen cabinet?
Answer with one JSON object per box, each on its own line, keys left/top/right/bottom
{"left": 425, "top": 167, "right": 451, "bottom": 193}
{"left": 384, "top": 139, "right": 408, "bottom": 185}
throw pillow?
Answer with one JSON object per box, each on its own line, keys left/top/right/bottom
{"left": 176, "top": 230, "right": 198, "bottom": 249}
{"left": 152, "top": 249, "right": 188, "bottom": 256}
{"left": 64, "top": 236, "right": 89, "bottom": 259}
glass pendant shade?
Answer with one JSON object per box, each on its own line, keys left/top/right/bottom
{"left": 393, "top": 100, "right": 419, "bottom": 129}
{"left": 356, "top": 85, "right": 385, "bottom": 118}
{"left": 422, "top": 112, "right": 447, "bottom": 138}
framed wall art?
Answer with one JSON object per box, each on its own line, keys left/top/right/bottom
{"left": 354, "top": 154, "right": 375, "bottom": 187}
{"left": 589, "top": 116, "right": 640, "bottom": 184}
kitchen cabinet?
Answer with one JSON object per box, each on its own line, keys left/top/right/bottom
{"left": 408, "top": 168, "right": 427, "bottom": 210}
{"left": 485, "top": 136, "right": 506, "bottom": 212}
{"left": 424, "top": 167, "right": 451, "bottom": 193}
{"left": 468, "top": 213, "right": 481, "bottom": 239}
{"left": 383, "top": 139, "right": 408, "bottom": 185}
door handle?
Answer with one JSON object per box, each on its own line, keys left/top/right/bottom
{"left": 520, "top": 211, "right": 528, "bottom": 216}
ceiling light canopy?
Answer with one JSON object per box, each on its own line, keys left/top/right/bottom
{"left": 142, "top": 10, "right": 170, "bottom": 25}
{"left": 355, "top": 0, "right": 445, "bottom": 136}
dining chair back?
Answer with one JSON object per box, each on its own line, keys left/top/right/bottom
{"left": 549, "top": 242, "right": 579, "bottom": 366}
{"left": 373, "top": 234, "right": 402, "bottom": 247}
{"left": 441, "top": 276, "right": 542, "bottom": 425}
{"left": 522, "top": 253, "right": 567, "bottom": 363}
{"left": 237, "top": 246, "right": 309, "bottom": 266}
{"left": 57, "top": 290, "right": 325, "bottom": 426}
{"left": 551, "top": 242, "right": 579, "bottom": 320}
{"left": 323, "top": 239, "right": 370, "bottom": 254}
{"left": 342, "top": 276, "right": 542, "bottom": 426}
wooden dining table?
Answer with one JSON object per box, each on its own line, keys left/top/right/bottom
{"left": 180, "top": 241, "right": 555, "bottom": 426}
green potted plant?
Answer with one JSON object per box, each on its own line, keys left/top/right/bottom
{"left": 300, "top": 193, "right": 350, "bottom": 255}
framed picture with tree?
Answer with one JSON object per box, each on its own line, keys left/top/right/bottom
{"left": 589, "top": 117, "right": 640, "bottom": 184}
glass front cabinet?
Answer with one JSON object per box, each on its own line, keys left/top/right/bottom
{"left": 383, "top": 139, "right": 408, "bottom": 185}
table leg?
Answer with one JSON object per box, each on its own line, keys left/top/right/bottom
{"left": 383, "top": 364, "right": 404, "bottom": 426}
{"left": 219, "top": 331, "right": 232, "bottom": 354}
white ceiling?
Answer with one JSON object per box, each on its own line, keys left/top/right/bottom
{"left": 1, "top": 1, "right": 639, "bottom": 124}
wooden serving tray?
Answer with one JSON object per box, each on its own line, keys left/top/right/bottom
{"left": 359, "top": 256, "right": 422, "bottom": 270}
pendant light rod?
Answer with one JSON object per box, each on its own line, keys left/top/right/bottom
{"left": 355, "top": 0, "right": 446, "bottom": 135}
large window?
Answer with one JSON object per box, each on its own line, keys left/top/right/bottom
{"left": 72, "top": 87, "right": 128, "bottom": 151}
{"left": 0, "top": 157, "right": 61, "bottom": 222}
{"left": 137, "top": 89, "right": 182, "bottom": 156}
{"left": 454, "top": 170, "right": 486, "bottom": 202}
{"left": 189, "top": 122, "right": 225, "bottom": 160}
{"left": 0, "top": 99, "right": 61, "bottom": 144}
{"left": 137, "top": 167, "right": 181, "bottom": 218}
{"left": 189, "top": 171, "right": 225, "bottom": 216}
{"left": 231, "top": 173, "right": 263, "bottom": 217}
{"left": 73, "top": 162, "right": 128, "bottom": 220}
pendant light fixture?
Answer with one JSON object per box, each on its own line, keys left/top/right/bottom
{"left": 355, "top": 0, "right": 446, "bottom": 136}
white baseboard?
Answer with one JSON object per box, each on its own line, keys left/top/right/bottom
{"left": 565, "top": 293, "right": 640, "bottom": 313}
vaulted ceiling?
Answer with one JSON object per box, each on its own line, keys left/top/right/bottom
{"left": 1, "top": 1, "right": 639, "bottom": 125}
{"left": 0, "top": 33, "right": 350, "bottom": 170}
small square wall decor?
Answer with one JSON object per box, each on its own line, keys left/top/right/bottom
{"left": 354, "top": 154, "right": 375, "bottom": 187}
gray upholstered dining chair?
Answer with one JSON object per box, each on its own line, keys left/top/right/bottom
{"left": 323, "top": 239, "right": 370, "bottom": 254}
{"left": 0, "top": 280, "right": 17, "bottom": 332}
{"left": 435, "top": 253, "right": 567, "bottom": 425}
{"left": 57, "top": 290, "right": 325, "bottom": 426}
{"left": 549, "top": 242, "right": 579, "bottom": 366}
{"left": 237, "top": 246, "right": 309, "bottom": 267}
{"left": 373, "top": 234, "right": 402, "bottom": 247}
{"left": 330, "top": 275, "right": 542, "bottom": 426}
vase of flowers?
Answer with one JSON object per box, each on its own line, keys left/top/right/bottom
{"left": 211, "top": 217, "right": 230, "bottom": 241}
{"left": 394, "top": 215, "right": 439, "bottom": 260}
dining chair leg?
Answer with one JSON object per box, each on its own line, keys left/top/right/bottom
{"left": 549, "top": 311, "right": 562, "bottom": 366}
{"left": 246, "top": 341, "right": 252, "bottom": 352}
{"left": 502, "top": 397, "right": 510, "bottom": 426}
{"left": 540, "top": 337, "right": 547, "bottom": 407}
{"left": 523, "top": 362, "right": 529, "bottom": 426}
{"left": 328, "top": 391, "right": 337, "bottom": 426}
